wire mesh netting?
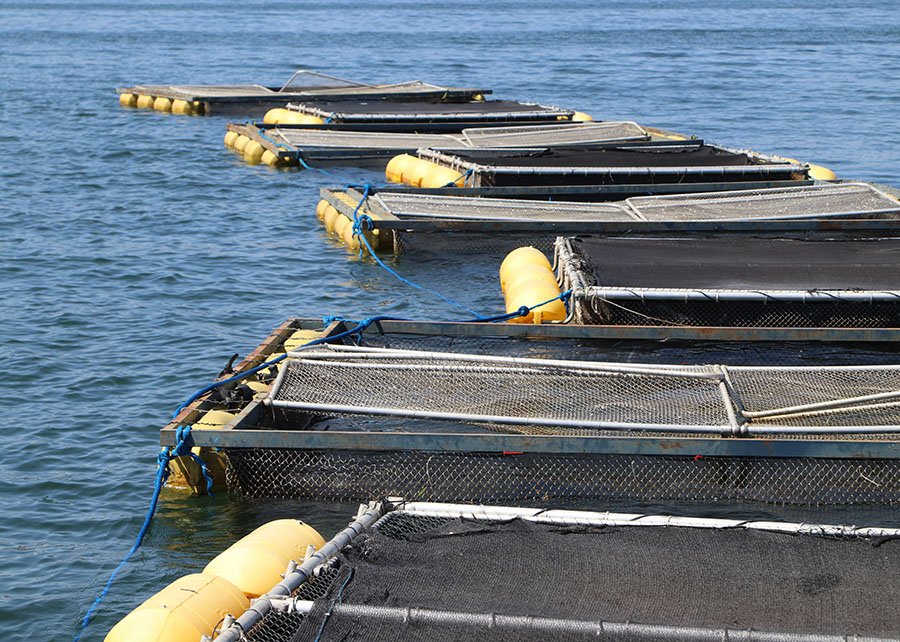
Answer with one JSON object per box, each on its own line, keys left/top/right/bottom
{"left": 266, "top": 346, "right": 900, "bottom": 434}
{"left": 222, "top": 448, "right": 900, "bottom": 507}
{"left": 237, "top": 511, "right": 900, "bottom": 642}
{"left": 626, "top": 182, "right": 900, "bottom": 221}
{"left": 374, "top": 193, "right": 634, "bottom": 221}
{"left": 460, "top": 121, "right": 649, "bottom": 146}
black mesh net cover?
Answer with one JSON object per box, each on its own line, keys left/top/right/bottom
{"left": 290, "top": 516, "right": 900, "bottom": 642}
{"left": 449, "top": 144, "right": 755, "bottom": 168}
{"left": 574, "top": 235, "right": 900, "bottom": 290}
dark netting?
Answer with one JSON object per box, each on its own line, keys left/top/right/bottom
{"left": 222, "top": 449, "right": 900, "bottom": 507}
{"left": 293, "top": 99, "right": 568, "bottom": 120}
{"left": 288, "top": 517, "right": 900, "bottom": 641}
{"left": 446, "top": 144, "right": 756, "bottom": 168}
{"left": 572, "top": 235, "right": 900, "bottom": 290}
{"left": 241, "top": 566, "right": 340, "bottom": 642}
{"left": 577, "top": 296, "right": 900, "bottom": 328}
{"left": 392, "top": 230, "right": 556, "bottom": 256}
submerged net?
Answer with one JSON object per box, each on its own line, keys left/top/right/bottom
{"left": 242, "top": 513, "right": 900, "bottom": 642}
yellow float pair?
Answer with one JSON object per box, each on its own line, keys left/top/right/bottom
{"left": 499, "top": 247, "right": 566, "bottom": 324}
{"left": 385, "top": 154, "right": 468, "bottom": 187}
{"left": 105, "top": 520, "right": 326, "bottom": 642}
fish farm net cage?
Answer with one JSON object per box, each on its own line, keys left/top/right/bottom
{"left": 246, "top": 121, "right": 651, "bottom": 160}
{"left": 320, "top": 183, "right": 900, "bottom": 256}
{"left": 557, "top": 234, "right": 900, "bottom": 329}
{"left": 214, "top": 502, "right": 900, "bottom": 642}
{"left": 184, "top": 336, "right": 900, "bottom": 510}
{"left": 284, "top": 99, "right": 574, "bottom": 123}
{"left": 417, "top": 141, "right": 808, "bottom": 186}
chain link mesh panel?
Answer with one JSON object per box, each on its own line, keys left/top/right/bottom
{"left": 222, "top": 449, "right": 900, "bottom": 507}
{"left": 576, "top": 295, "right": 900, "bottom": 328}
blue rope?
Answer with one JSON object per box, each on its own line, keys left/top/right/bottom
{"left": 73, "top": 317, "right": 397, "bottom": 639}
{"left": 72, "top": 426, "right": 193, "bottom": 641}
{"left": 471, "top": 289, "right": 573, "bottom": 323}
{"left": 442, "top": 167, "right": 474, "bottom": 187}
{"left": 349, "top": 184, "right": 484, "bottom": 317}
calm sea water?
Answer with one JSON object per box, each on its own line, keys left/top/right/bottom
{"left": 0, "top": 1, "right": 898, "bottom": 639}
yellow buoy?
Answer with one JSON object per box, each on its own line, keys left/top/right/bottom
{"left": 472, "top": 94, "right": 485, "bottom": 102}
{"left": 277, "top": 111, "right": 325, "bottom": 126}
{"left": 244, "top": 140, "right": 265, "bottom": 164}
{"left": 171, "top": 99, "right": 194, "bottom": 115}
{"left": 323, "top": 205, "right": 341, "bottom": 234}
{"left": 315, "top": 199, "right": 329, "bottom": 221}
{"left": 505, "top": 279, "right": 566, "bottom": 324}
{"left": 571, "top": 111, "right": 594, "bottom": 122}
{"left": 119, "top": 93, "right": 138, "bottom": 108}
{"left": 104, "top": 573, "right": 248, "bottom": 642}
{"left": 204, "top": 520, "right": 326, "bottom": 598}
{"left": 233, "top": 135, "right": 251, "bottom": 153}
{"left": 135, "top": 94, "right": 155, "bottom": 109}
{"left": 333, "top": 214, "right": 352, "bottom": 240}
{"left": 504, "top": 265, "right": 559, "bottom": 297}
{"left": 421, "top": 164, "right": 467, "bottom": 188}
{"left": 399, "top": 158, "right": 431, "bottom": 186}
{"left": 224, "top": 131, "right": 239, "bottom": 148}
{"left": 808, "top": 164, "right": 838, "bottom": 181}
{"left": 261, "top": 150, "right": 281, "bottom": 167}
{"left": 153, "top": 96, "right": 173, "bottom": 112}
{"left": 499, "top": 247, "right": 553, "bottom": 291}
{"left": 341, "top": 220, "right": 361, "bottom": 251}
{"left": 385, "top": 154, "right": 416, "bottom": 183}
{"left": 263, "top": 108, "right": 290, "bottom": 125}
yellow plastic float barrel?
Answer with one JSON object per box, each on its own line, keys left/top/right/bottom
{"left": 104, "top": 573, "right": 248, "bottom": 642}
{"left": 244, "top": 140, "right": 265, "bottom": 164}
{"left": 500, "top": 247, "right": 565, "bottom": 324}
{"left": 194, "top": 409, "right": 237, "bottom": 430}
{"left": 277, "top": 111, "right": 325, "bottom": 126}
{"left": 171, "top": 99, "right": 193, "bottom": 115}
{"left": 204, "top": 519, "right": 326, "bottom": 598}
{"left": 233, "top": 135, "right": 251, "bottom": 154}
{"left": 261, "top": 150, "right": 281, "bottom": 167}
{"left": 135, "top": 94, "right": 155, "bottom": 109}
{"left": 323, "top": 205, "right": 341, "bottom": 234}
{"left": 333, "top": 214, "right": 352, "bottom": 241}
{"left": 571, "top": 111, "right": 594, "bottom": 122}
{"left": 499, "top": 246, "right": 553, "bottom": 290}
{"left": 421, "top": 164, "right": 467, "bottom": 188}
{"left": 808, "top": 164, "right": 838, "bottom": 180}
{"left": 224, "top": 131, "right": 239, "bottom": 148}
{"left": 119, "top": 93, "right": 138, "bottom": 108}
{"left": 263, "top": 108, "right": 290, "bottom": 125}
{"left": 153, "top": 96, "right": 173, "bottom": 112}
{"left": 315, "top": 199, "right": 329, "bottom": 221}
{"left": 385, "top": 154, "right": 416, "bottom": 183}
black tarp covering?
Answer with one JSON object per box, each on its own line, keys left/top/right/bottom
{"left": 449, "top": 144, "right": 756, "bottom": 168}
{"left": 294, "top": 517, "right": 900, "bottom": 641}
{"left": 297, "top": 99, "right": 565, "bottom": 116}
{"left": 572, "top": 235, "right": 900, "bottom": 290}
